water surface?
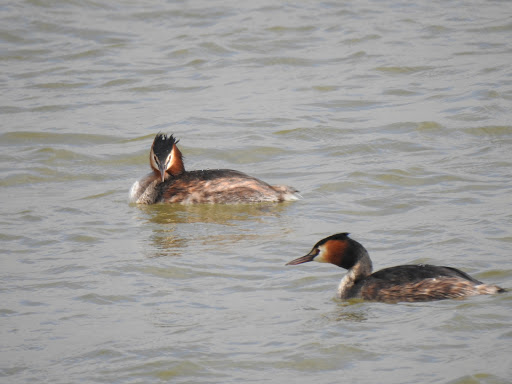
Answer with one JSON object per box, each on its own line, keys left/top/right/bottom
{"left": 1, "top": 1, "right": 511, "bottom": 383}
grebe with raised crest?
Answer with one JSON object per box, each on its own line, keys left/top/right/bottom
{"left": 130, "top": 133, "right": 300, "bottom": 204}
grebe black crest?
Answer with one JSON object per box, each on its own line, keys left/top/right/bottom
{"left": 130, "top": 133, "right": 300, "bottom": 204}
{"left": 286, "top": 233, "right": 505, "bottom": 303}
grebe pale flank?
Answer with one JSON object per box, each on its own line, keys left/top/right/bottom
{"left": 129, "top": 133, "right": 300, "bottom": 204}
{"left": 286, "top": 233, "right": 505, "bottom": 303}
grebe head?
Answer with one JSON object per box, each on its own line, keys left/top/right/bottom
{"left": 286, "top": 233, "right": 364, "bottom": 270}
{"left": 150, "top": 133, "right": 184, "bottom": 181}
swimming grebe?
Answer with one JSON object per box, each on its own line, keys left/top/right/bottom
{"left": 129, "top": 133, "right": 300, "bottom": 204}
{"left": 286, "top": 233, "right": 505, "bottom": 302}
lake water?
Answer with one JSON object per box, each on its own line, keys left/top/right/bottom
{"left": 1, "top": 1, "right": 511, "bottom": 383}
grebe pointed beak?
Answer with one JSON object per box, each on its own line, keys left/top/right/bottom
{"left": 158, "top": 164, "right": 166, "bottom": 182}
{"left": 285, "top": 250, "right": 317, "bottom": 266}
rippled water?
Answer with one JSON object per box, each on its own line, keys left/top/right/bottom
{"left": 1, "top": 1, "right": 511, "bottom": 383}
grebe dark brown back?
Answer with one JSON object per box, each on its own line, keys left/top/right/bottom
{"left": 129, "top": 133, "right": 300, "bottom": 204}
{"left": 286, "top": 233, "right": 505, "bottom": 303}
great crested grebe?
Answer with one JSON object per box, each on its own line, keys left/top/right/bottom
{"left": 129, "top": 133, "right": 300, "bottom": 204}
{"left": 286, "top": 233, "right": 505, "bottom": 303}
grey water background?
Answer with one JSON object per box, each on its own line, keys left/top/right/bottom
{"left": 1, "top": 1, "right": 512, "bottom": 383}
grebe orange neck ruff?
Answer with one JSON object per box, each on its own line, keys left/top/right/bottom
{"left": 286, "top": 233, "right": 505, "bottom": 303}
{"left": 130, "top": 133, "right": 300, "bottom": 204}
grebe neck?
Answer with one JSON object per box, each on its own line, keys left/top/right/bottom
{"left": 337, "top": 248, "right": 373, "bottom": 299}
